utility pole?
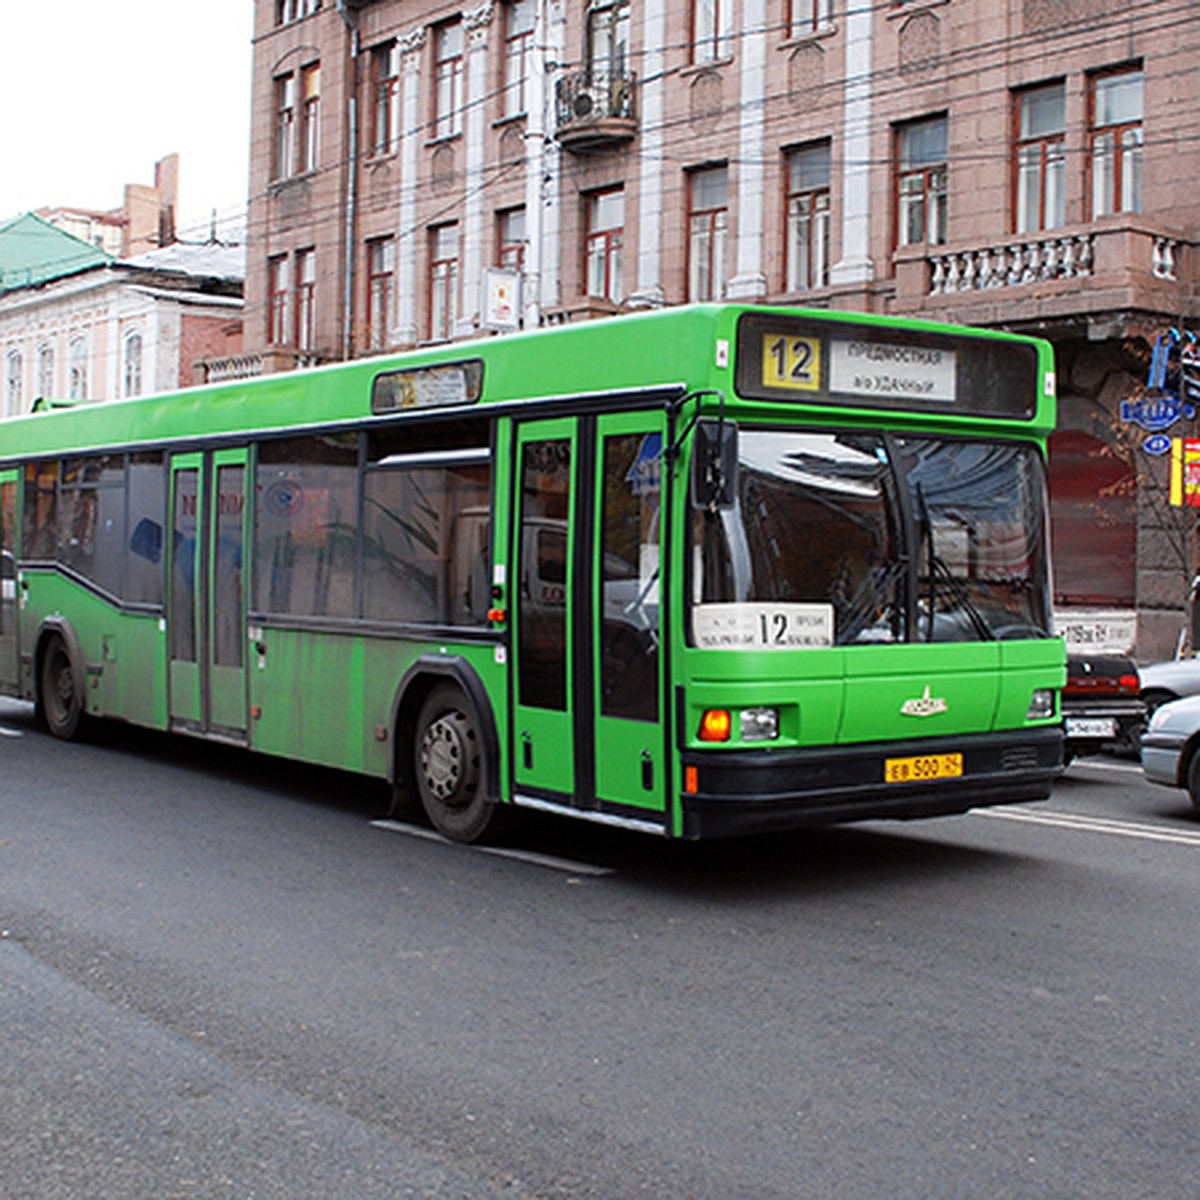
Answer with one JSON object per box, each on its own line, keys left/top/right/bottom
{"left": 523, "top": 0, "right": 547, "bottom": 331}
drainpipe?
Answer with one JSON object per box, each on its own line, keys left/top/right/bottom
{"left": 523, "top": 0, "right": 546, "bottom": 331}
{"left": 338, "top": 0, "right": 360, "bottom": 361}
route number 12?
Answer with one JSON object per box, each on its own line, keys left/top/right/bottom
{"left": 762, "top": 334, "right": 821, "bottom": 392}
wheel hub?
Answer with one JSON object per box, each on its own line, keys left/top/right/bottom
{"left": 420, "top": 711, "right": 478, "bottom": 808}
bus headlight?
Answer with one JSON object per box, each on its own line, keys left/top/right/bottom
{"left": 740, "top": 707, "right": 779, "bottom": 741}
{"left": 1026, "top": 689, "right": 1056, "bottom": 721}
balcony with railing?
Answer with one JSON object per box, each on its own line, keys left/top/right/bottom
{"left": 554, "top": 69, "right": 637, "bottom": 153}
{"left": 892, "top": 219, "right": 1194, "bottom": 334}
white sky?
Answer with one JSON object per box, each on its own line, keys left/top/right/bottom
{"left": 0, "top": 0, "right": 252, "bottom": 240}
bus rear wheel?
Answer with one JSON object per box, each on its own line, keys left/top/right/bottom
{"left": 40, "top": 635, "right": 85, "bottom": 741}
{"left": 414, "top": 683, "right": 510, "bottom": 843}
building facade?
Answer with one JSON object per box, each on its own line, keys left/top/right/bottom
{"left": 1, "top": 218, "right": 245, "bottom": 413}
{"left": 247, "top": 0, "right": 1200, "bottom": 658}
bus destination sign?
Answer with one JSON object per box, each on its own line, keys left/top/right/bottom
{"left": 827, "top": 338, "right": 957, "bottom": 403}
{"left": 734, "top": 311, "right": 1040, "bottom": 420}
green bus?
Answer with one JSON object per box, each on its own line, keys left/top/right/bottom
{"left": 0, "top": 304, "right": 1063, "bottom": 842}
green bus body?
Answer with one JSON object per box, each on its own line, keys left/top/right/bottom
{"left": 0, "top": 305, "right": 1064, "bottom": 841}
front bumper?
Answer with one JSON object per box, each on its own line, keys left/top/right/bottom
{"left": 680, "top": 726, "right": 1062, "bottom": 839}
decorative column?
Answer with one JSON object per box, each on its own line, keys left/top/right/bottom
{"left": 459, "top": 1, "right": 495, "bottom": 337}
{"left": 394, "top": 26, "right": 426, "bottom": 347}
{"left": 829, "top": 0, "right": 874, "bottom": 286}
{"left": 727, "top": 0, "right": 767, "bottom": 300}
{"left": 629, "top": 0, "right": 666, "bottom": 308}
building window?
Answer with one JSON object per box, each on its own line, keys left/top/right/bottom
{"left": 123, "top": 332, "right": 143, "bottom": 398}
{"left": 1015, "top": 82, "right": 1065, "bottom": 234}
{"left": 788, "top": 0, "right": 832, "bottom": 36}
{"left": 295, "top": 249, "right": 317, "bottom": 353}
{"left": 692, "top": 0, "right": 729, "bottom": 64}
{"left": 430, "top": 223, "right": 460, "bottom": 341}
{"left": 300, "top": 63, "right": 321, "bottom": 175}
{"left": 5, "top": 351, "right": 21, "bottom": 417}
{"left": 276, "top": 0, "right": 320, "bottom": 25}
{"left": 1090, "top": 67, "right": 1143, "bottom": 219}
{"left": 269, "top": 255, "right": 291, "bottom": 346}
{"left": 896, "top": 114, "right": 948, "bottom": 246}
{"left": 688, "top": 167, "right": 728, "bottom": 302}
{"left": 274, "top": 73, "right": 297, "bottom": 179}
{"left": 37, "top": 345, "right": 54, "bottom": 399}
{"left": 367, "top": 237, "right": 396, "bottom": 351}
{"left": 498, "top": 207, "right": 527, "bottom": 271}
{"left": 504, "top": 0, "right": 536, "bottom": 118}
{"left": 587, "top": 0, "right": 629, "bottom": 79}
{"left": 68, "top": 337, "right": 88, "bottom": 401}
{"left": 372, "top": 42, "right": 400, "bottom": 155}
{"left": 786, "top": 141, "right": 831, "bottom": 291}
{"left": 586, "top": 189, "right": 624, "bottom": 303}
{"left": 434, "top": 20, "right": 464, "bottom": 140}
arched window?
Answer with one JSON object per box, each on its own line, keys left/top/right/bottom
{"left": 68, "top": 336, "right": 88, "bottom": 400}
{"left": 1048, "top": 429, "right": 1136, "bottom": 607}
{"left": 37, "top": 344, "right": 55, "bottom": 399}
{"left": 5, "top": 350, "right": 22, "bottom": 417}
{"left": 124, "top": 331, "right": 144, "bottom": 397}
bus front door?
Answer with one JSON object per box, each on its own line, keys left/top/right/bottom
{"left": 512, "top": 416, "right": 665, "bottom": 824}
{"left": 0, "top": 470, "right": 18, "bottom": 691}
{"left": 513, "top": 421, "right": 578, "bottom": 802}
{"left": 167, "top": 450, "right": 249, "bottom": 738}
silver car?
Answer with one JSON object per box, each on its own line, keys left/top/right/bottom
{"left": 1141, "top": 693, "right": 1200, "bottom": 811}
{"left": 1138, "top": 657, "right": 1200, "bottom": 711}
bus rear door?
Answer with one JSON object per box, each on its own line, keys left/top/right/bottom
{"left": 0, "top": 470, "right": 18, "bottom": 691}
{"left": 167, "top": 450, "right": 249, "bottom": 738}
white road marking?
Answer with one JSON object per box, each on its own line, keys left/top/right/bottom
{"left": 1065, "top": 758, "right": 1143, "bottom": 775}
{"left": 370, "top": 819, "right": 615, "bottom": 876}
{"left": 976, "top": 805, "right": 1200, "bottom": 848}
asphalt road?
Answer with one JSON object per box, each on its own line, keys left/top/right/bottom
{"left": 2, "top": 697, "right": 1198, "bottom": 1199}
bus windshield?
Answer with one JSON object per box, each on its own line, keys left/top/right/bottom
{"left": 691, "top": 429, "right": 1051, "bottom": 647}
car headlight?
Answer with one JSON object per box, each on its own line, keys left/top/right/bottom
{"left": 1027, "top": 689, "right": 1056, "bottom": 721}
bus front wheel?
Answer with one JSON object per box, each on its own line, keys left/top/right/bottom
{"left": 413, "top": 683, "right": 510, "bottom": 843}
{"left": 40, "top": 635, "right": 85, "bottom": 741}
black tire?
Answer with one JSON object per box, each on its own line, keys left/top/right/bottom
{"left": 413, "top": 683, "right": 510, "bottom": 843}
{"left": 1186, "top": 752, "right": 1200, "bottom": 816}
{"left": 39, "top": 635, "right": 85, "bottom": 740}
{"left": 1141, "top": 689, "right": 1178, "bottom": 719}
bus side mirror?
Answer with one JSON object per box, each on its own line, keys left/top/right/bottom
{"left": 691, "top": 420, "right": 738, "bottom": 510}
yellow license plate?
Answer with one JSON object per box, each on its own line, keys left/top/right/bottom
{"left": 884, "top": 753, "right": 963, "bottom": 784}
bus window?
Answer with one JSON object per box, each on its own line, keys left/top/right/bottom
{"left": 23, "top": 460, "right": 58, "bottom": 561}
{"left": 518, "top": 438, "right": 571, "bottom": 710}
{"left": 255, "top": 434, "right": 359, "bottom": 619}
{"left": 600, "top": 432, "right": 660, "bottom": 721}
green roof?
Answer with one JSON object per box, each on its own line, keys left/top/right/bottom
{"left": 0, "top": 212, "right": 113, "bottom": 294}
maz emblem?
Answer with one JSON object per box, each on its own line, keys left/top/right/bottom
{"left": 900, "top": 686, "right": 948, "bottom": 717}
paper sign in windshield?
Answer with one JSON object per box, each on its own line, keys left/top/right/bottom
{"left": 693, "top": 603, "right": 834, "bottom": 649}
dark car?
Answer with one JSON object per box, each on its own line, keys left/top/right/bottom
{"left": 1062, "top": 654, "right": 1145, "bottom": 762}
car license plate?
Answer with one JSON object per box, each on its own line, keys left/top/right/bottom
{"left": 1065, "top": 717, "right": 1116, "bottom": 739}
{"left": 884, "top": 752, "right": 963, "bottom": 784}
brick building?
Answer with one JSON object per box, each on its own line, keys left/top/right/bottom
{"left": 247, "top": 0, "right": 1200, "bottom": 657}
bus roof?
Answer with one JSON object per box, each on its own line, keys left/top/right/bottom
{"left": 0, "top": 305, "right": 1055, "bottom": 460}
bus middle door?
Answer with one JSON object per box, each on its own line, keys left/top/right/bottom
{"left": 167, "top": 450, "right": 249, "bottom": 738}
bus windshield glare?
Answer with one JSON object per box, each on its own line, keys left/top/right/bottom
{"left": 691, "top": 429, "right": 1051, "bottom": 648}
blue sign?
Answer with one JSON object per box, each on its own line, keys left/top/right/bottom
{"left": 1120, "top": 393, "right": 1194, "bottom": 433}
{"left": 1143, "top": 433, "right": 1172, "bottom": 456}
